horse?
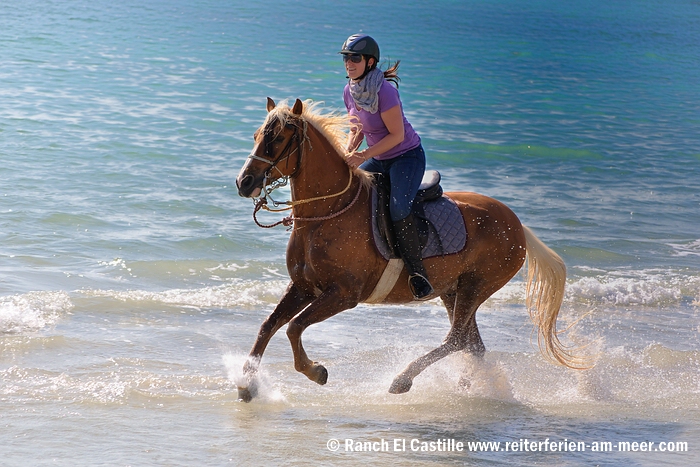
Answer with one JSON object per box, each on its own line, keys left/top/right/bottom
{"left": 234, "top": 98, "right": 581, "bottom": 402}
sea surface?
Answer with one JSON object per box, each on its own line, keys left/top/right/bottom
{"left": 1, "top": 0, "right": 699, "bottom": 466}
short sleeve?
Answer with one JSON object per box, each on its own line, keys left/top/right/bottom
{"left": 377, "top": 81, "right": 401, "bottom": 113}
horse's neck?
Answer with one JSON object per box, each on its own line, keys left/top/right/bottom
{"left": 291, "top": 125, "right": 355, "bottom": 213}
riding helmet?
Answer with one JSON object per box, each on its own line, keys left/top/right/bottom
{"left": 339, "top": 34, "right": 380, "bottom": 63}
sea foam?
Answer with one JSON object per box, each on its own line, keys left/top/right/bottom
{"left": 0, "top": 291, "right": 73, "bottom": 334}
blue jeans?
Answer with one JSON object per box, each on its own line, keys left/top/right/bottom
{"left": 359, "top": 145, "right": 426, "bottom": 221}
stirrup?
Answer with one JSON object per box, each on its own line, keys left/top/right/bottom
{"left": 408, "top": 273, "right": 434, "bottom": 300}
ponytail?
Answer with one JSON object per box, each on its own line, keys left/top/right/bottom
{"left": 383, "top": 60, "right": 401, "bottom": 88}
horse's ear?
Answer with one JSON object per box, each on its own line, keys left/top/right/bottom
{"left": 292, "top": 98, "right": 303, "bottom": 116}
{"left": 266, "top": 97, "right": 276, "bottom": 112}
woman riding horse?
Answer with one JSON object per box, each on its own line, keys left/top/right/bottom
{"left": 341, "top": 34, "right": 433, "bottom": 300}
{"left": 235, "top": 98, "right": 583, "bottom": 402}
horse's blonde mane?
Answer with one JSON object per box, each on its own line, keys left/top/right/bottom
{"left": 265, "top": 99, "right": 372, "bottom": 186}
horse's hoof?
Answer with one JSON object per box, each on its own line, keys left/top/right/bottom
{"left": 237, "top": 378, "right": 258, "bottom": 402}
{"left": 311, "top": 364, "right": 328, "bottom": 385}
{"left": 237, "top": 387, "right": 253, "bottom": 402}
{"left": 389, "top": 375, "right": 413, "bottom": 394}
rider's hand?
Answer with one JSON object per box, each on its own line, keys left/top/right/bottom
{"left": 346, "top": 152, "right": 366, "bottom": 169}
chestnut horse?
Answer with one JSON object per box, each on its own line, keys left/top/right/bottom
{"left": 235, "top": 98, "right": 579, "bottom": 402}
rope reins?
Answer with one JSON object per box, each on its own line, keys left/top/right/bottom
{"left": 253, "top": 174, "right": 362, "bottom": 229}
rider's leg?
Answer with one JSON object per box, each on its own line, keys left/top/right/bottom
{"left": 387, "top": 146, "right": 434, "bottom": 300}
{"left": 392, "top": 213, "right": 434, "bottom": 299}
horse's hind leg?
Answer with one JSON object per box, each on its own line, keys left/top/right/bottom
{"left": 461, "top": 302, "right": 486, "bottom": 357}
{"left": 440, "top": 287, "right": 486, "bottom": 354}
{"left": 442, "top": 290, "right": 457, "bottom": 325}
{"left": 389, "top": 277, "right": 486, "bottom": 394}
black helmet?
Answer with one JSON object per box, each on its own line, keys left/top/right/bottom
{"left": 339, "top": 34, "right": 380, "bottom": 63}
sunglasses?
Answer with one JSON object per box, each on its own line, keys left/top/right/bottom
{"left": 343, "top": 54, "right": 364, "bottom": 64}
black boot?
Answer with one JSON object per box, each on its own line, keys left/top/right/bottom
{"left": 393, "top": 214, "right": 434, "bottom": 300}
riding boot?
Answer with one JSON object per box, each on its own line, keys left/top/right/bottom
{"left": 393, "top": 214, "right": 435, "bottom": 300}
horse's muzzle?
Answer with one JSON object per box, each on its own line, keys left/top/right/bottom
{"left": 236, "top": 173, "right": 262, "bottom": 198}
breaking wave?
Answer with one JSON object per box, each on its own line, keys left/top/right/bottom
{"left": 0, "top": 291, "right": 73, "bottom": 334}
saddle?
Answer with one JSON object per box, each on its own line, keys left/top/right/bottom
{"left": 372, "top": 170, "right": 467, "bottom": 260}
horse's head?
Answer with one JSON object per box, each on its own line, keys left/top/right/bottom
{"left": 236, "top": 97, "right": 305, "bottom": 198}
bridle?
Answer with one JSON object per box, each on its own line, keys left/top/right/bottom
{"left": 247, "top": 117, "right": 306, "bottom": 206}
{"left": 246, "top": 114, "right": 362, "bottom": 229}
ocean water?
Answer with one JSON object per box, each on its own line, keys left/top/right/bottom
{"left": 1, "top": 0, "right": 699, "bottom": 466}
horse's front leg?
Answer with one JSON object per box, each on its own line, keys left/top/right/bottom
{"left": 285, "top": 284, "right": 358, "bottom": 386}
{"left": 238, "top": 281, "right": 313, "bottom": 402}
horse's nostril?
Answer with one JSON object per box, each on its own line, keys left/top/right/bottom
{"left": 237, "top": 174, "right": 256, "bottom": 197}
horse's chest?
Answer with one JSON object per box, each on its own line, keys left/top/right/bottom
{"left": 287, "top": 226, "right": 351, "bottom": 279}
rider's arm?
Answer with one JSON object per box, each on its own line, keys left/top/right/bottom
{"left": 355, "top": 104, "right": 404, "bottom": 160}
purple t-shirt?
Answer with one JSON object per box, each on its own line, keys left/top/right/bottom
{"left": 343, "top": 80, "right": 421, "bottom": 160}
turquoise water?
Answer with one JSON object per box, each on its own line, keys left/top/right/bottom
{"left": 1, "top": 1, "right": 699, "bottom": 466}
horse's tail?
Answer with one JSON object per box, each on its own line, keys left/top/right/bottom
{"left": 523, "top": 225, "right": 587, "bottom": 369}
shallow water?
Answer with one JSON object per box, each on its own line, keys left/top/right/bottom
{"left": 2, "top": 0, "right": 699, "bottom": 466}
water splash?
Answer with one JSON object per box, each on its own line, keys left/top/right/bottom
{"left": 222, "top": 353, "right": 286, "bottom": 403}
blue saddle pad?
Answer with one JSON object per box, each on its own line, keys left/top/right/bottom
{"left": 371, "top": 189, "right": 467, "bottom": 261}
